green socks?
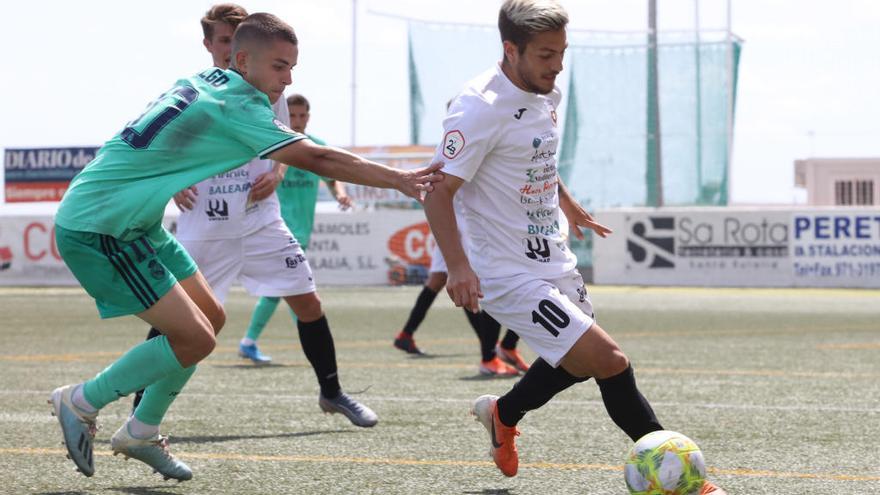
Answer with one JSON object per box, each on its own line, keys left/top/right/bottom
{"left": 82, "top": 334, "right": 185, "bottom": 410}
{"left": 134, "top": 364, "right": 197, "bottom": 425}
{"left": 246, "top": 296, "right": 281, "bottom": 341}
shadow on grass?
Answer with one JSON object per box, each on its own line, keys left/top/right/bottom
{"left": 169, "top": 429, "right": 352, "bottom": 445}
{"left": 209, "top": 362, "right": 306, "bottom": 369}
{"left": 92, "top": 429, "right": 351, "bottom": 447}
{"left": 462, "top": 489, "right": 514, "bottom": 495}
{"left": 107, "top": 487, "right": 182, "bottom": 495}
{"left": 458, "top": 374, "right": 520, "bottom": 382}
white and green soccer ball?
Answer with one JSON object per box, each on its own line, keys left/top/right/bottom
{"left": 624, "top": 430, "right": 706, "bottom": 495}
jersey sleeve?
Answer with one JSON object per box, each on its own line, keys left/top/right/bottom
{"left": 226, "top": 95, "right": 307, "bottom": 159}
{"left": 432, "top": 95, "right": 498, "bottom": 182}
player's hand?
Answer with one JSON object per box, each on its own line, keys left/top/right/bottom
{"left": 564, "top": 205, "right": 613, "bottom": 240}
{"left": 446, "top": 264, "right": 483, "bottom": 313}
{"left": 173, "top": 186, "right": 198, "bottom": 211}
{"left": 336, "top": 193, "right": 354, "bottom": 211}
{"left": 395, "top": 161, "right": 444, "bottom": 202}
{"left": 249, "top": 169, "right": 283, "bottom": 202}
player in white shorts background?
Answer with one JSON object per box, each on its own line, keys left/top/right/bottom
{"left": 393, "top": 239, "right": 529, "bottom": 376}
{"left": 422, "top": 2, "right": 725, "bottom": 493}
{"left": 133, "top": 3, "right": 377, "bottom": 428}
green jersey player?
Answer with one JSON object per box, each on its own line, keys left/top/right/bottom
{"left": 49, "top": 12, "right": 440, "bottom": 482}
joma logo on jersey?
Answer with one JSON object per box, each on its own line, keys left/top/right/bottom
{"left": 198, "top": 68, "right": 229, "bottom": 87}
{"left": 206, "top": 199, "right": 229, "bottom": 220}
{"left": 524, "top": 236, "right": 551, "bottom": 263}
{"left": 627, "top": 216, "right": 675, "bottom": 268}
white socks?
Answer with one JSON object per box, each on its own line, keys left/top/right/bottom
{"left": 127, "top": 416, "right": 160, "bottom": 439}
{"left": 241, "top": 337, "right": 256, "bottom": 346}
{"left": 72, "top": 384, "right": 98, "bottom": 415}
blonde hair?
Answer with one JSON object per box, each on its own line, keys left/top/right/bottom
{"left": 498, "top": 0, "right": 568, "bottom": 53}
{"left": 201, "top": 3, "right": 248, "bottom": 40}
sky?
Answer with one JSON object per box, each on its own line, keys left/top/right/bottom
{"left": 1, "top": 0, "right": 878, "bottom": 205}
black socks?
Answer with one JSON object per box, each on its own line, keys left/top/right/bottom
{"left": 496, "top": 358, "right": 589, "bottom": 427}
{"left": 402, "top": 286, "right": 439, "bottom": 335}
{"left": 297, "top": 315, "right": 341, "bottom": 399}
{"left": 596, "top": 364, "right": 663, "bottom": 441}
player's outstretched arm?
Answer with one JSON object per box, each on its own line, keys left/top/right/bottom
{"left": 558, "top": 179, "right": 613, "bottom": 240}
{"left": 267, "top": 139, "right": 442, "bottom": 201}
{"left": 424, "top": 175, "right": 483, "bottom": 313}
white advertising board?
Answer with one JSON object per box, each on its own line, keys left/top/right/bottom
{"left": 594, "top": 207, "right": 880, "bottom": 288}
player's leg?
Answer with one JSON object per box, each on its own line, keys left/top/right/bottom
{"left": 469, "top": 271, "right": 599, "bottom": 476}
{"left": 131, "top": 236, "right": 237, "bottom": 408}
{"left": 240, "top": 220, "right": 377, "bottom": 427}
{"left": 51, "top": 225, "right": 217, "bottom": 479}
{"left": 393, "top": 270, "right": 447, "bottom": 355}
{"left": 239, "top": 296, "right": 281, "bottom": 363}
{"left": 496, "top": 328, "right": 530, "bottom": 373}
{"left": 119, "top": 231, "right": 224, "bottom": 480}
{"left": 470, "top": 310, "right": 518, "bottom": 376}
{"left": 284, "top": 290, "right": 377, "bottom": 427}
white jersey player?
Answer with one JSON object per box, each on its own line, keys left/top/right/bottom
{"left": 423, "top": 2, "right": 726, "bottom": 494}
{"left": 133, "top": 3, "right": 379, "bottom": 430}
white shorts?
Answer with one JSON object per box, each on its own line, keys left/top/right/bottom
{"left": 179, "top": 219, "right": 316, "bottom": 303}
{"left": 480, "top": 269, "right": 595, "bottom": 368}
{"left": 428, "top": 243, "right": 447, "bottom": 274}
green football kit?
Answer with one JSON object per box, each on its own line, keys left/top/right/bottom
{"left": 55, "top": 67, "right": 306, "bottom": 318}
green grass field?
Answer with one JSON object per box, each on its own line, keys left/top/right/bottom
{"left": 1, "top": 285, "right": 878, "bottom": 494}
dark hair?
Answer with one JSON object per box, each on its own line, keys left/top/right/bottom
{"left": 498, "top": 0, "right": 568, "bottom": 54}
{"left": 231, "top": 12, "right": 298, "bottom": 54}
{"left": 201, "top": 3, "right": 248, "bottom": 40}
{"left": 287, "top": 94, "right": 310, "bottom": 111}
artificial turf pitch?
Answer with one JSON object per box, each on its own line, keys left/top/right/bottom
{"left": 1, "top": 285, "right": 878, "bottom": 494}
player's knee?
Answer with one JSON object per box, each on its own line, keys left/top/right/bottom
{"left": 605, "top": 349, "right": 630, "bottom": 377}
{"left": 192, "top": 329, "right": 217, "bottom": 362}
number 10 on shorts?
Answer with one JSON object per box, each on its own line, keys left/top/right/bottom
{"left": 532, "top": 299, "right": 570, "bottom": 337}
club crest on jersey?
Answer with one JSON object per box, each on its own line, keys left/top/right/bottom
{"left": 273, "top": 118, "right": 297, "bottom": 135}
{"left": 442, "top": 130, "right": 465, "bottom": 159}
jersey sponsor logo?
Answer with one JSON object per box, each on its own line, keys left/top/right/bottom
{"left": 514, "top": 108, "right": 527, "bottom": 120}
{"left": 208, "top": 183, "right": 252, "bottom": 195}
{"left": 285, "top": 253, "right": 306, "bottom": 268}
{"left": 442, "top": 130, "right": 465, "bottom": 159}
{"left": 273, "top": 118, "right": 297, "bottom": 135}
{"left": 527, "top": 221, "right": 560, "bottom": 236}
{"left": 206, "top": 198, "right": 229, "bottom": 220}
{"left": 627, "top": 216, "right": 675, "bottom": 268}
{"left": 524, "top": 236, "right": 551, "bottom": 263}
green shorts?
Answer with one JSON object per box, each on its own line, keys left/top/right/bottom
{"left": 55, "top": 223, "right": 198, "bottom": 318}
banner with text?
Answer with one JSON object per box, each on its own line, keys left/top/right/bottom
{"left": 594, "top": 207, "right": 880, "bottom": 288}
{"left": 4, "top": 147, "right": 97, "bottom": 202}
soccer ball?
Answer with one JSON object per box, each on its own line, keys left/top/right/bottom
{"left": 624, "top": 430, "right": 706, "bottom": 495}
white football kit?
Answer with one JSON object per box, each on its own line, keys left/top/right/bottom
{"left": 175, "top": 96, "right": 315, "bottom": 301}
{"left": 435, "top": 63, "right": 594, "bottom": 367}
